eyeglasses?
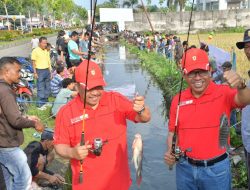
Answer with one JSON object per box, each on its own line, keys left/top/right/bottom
{"left": 186, "top": 70, "right": 210, "bottom": 78}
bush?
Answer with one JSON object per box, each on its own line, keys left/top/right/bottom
{"left": 0, "top": 28, "right": 57, "bottom": 41}
{"left": 0, "top": 30, "right": 22, "bottom": 41}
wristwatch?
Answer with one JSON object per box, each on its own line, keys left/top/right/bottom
{"left": 237, "top": 78, "right": 247, "bottom": 90}
{"left": 138, "top": 106, "right": 145, "bottom": 115}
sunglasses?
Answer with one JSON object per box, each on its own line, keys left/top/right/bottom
{"left": 186, "top": 70, "right": 210, "bottom": 78}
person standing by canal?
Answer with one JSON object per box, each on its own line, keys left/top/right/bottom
{"left": 236, "top": 28, "right": 250, "bottom": 190}
{"left": 68, "top": 31, "right": 86, "bottom": 67}
{"left": 31, "top": 37, "right": 52, "bottom": 108}
{"left": 53, "top": 60, "right": 151, "bottom": 190}
{"left": 0, "top": 57, "right": 45, "bottom": 190}
{"left": 79, "top": 32, "right": 90, "bottom": 60}
{"left": 164, "top": 48, "right": 250, "bottom": 190}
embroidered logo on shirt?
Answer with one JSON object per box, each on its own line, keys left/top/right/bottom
{"left": 179, "top": 100, "right": 193, "bottom": 106}
{"left": 91, "top": 69, "right": 95, "bottom": 76}
{"left": 71, "top": 114, "right": 89, "bottom": 124}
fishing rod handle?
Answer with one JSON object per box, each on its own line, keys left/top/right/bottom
{"left": 80, "top": 132, "right": 85, "bottom": 146}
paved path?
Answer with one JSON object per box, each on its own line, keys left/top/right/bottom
{"left": 0, "top": 36, "right": 57, "bottom": 58}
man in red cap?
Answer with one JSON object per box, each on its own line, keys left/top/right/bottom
{"left": 164, "top": 48, "right": 250, "bottom": 190}
{"left": 53, "top": 60, "right": 151, "bottom": 190}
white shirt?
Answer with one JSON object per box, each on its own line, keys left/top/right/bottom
{"left": 31, "top": 38, "right": 39, "bottom": 49}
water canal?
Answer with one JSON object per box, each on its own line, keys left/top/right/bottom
{"left": 103, "top": 44, "right": 176, "bottom": 190}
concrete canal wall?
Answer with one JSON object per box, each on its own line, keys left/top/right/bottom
{"left": 125, "top": 9, "right": 250, "bottom": 33}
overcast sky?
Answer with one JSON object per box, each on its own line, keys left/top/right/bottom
{"left": 74, "top": 0, "right": 164, "bottom": 10}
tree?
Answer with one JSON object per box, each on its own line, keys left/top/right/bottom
{"left": 0, "top": 0, "right": 12, "bottom": 30}
{"left": 75, "top": 5, "right": 88, "bottom": 20}
{"left": 123, "top": 0, "right": 139, "bottom": 9}
{"left": 108, "top": 0, "right": 119, "bottom": 7}
{"left": 159, "top": 0, "right": 186, "bottom": 11}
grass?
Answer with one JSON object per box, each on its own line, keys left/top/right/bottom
{"left": 179, "top": 33, "right": 249, "bottom": 79}
{"left": 21, "top": 97, "right": 55, "bottom": 149}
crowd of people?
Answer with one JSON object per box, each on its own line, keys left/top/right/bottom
{"left": 0, "top": 26, "right": 250, "bottom": 190}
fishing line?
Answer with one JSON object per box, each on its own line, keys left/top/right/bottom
{"left": 170, "top": 0, "right": 195, "bottom": 170}
{"left": 78, "top": 0, "right": 98, "bottom": 183}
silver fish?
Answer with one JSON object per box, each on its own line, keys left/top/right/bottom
{"left": 219, "top": 113, "right": 230, "bottom": 151}
{"left": 132, "top": 133, "right": 143, "bottom": 187}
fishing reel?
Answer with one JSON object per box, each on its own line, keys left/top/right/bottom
{"left": 172, "top": 146, "right": 192, "bottom": 160}
{"left": 172, "top": 146, "right": 183, "bottom": 161}
{"left": 169, "top": 146, "right": 192, "bottom": 170}
{"left": 89, "top": 138, "right": 103, "bottom": 156}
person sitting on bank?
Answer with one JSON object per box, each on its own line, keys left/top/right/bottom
{"left": 51, "top": 78, "right": 77, "bottom": 116}
{"left": 50, "top": 66, "right": 65, "bottom": 98}
{"left": 24, "top": 128, "right": 65, "bottom": 188}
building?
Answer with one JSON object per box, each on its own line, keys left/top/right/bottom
{"left": 196, "top": 0, "right": 250, "bottom": 10}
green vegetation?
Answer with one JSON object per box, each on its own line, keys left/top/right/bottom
{"left": 0, "top": 28, "right": 56, "bottom": 41}
{"left": 22, "top": 98, "right": 55, "bottom": 149}
{"left": 232, "top": 161, "right": 248, "bottom": 188}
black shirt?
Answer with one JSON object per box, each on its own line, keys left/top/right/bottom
{"left": 24, "top": 141, "right": 49, "bottom": 176}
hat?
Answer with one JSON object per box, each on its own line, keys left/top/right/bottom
{"left": 181, "top": 48, "right": 210, "bottom": 74}
{"left": 41, "top": 128, "right": 54, "bottom": 141}
{"left": 222, "top": 61, "right": 232, "bottom": 69}
{"left": 236, "top": 29, "right": 250, "bottom": 49}
{"left": 75, "top": 60, "right": 106, "bottom": 90}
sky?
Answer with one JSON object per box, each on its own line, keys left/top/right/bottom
{"left": 74, "top": 0, "right": 163, "bottom": 10}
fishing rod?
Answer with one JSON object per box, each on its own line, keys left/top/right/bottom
{"left": 169, "top": 0, "right": 195, "bottom": 170}
{"left": 79, "top": 0, "right": 98, "bottom": 183}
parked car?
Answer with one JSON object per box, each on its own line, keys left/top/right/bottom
{"left": 16, "top": 26, "right": 30, "bottom": 33}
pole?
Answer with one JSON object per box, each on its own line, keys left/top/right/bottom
{"left": 29, "top": 11, "right": 32, "bottom": 33}
{"left": 139, "top": 0, "right": 154, "bottom": 33}
{"left": 90, "top": 0, "right": 93, "bottom": 22}
{"left": 20, "top": 12, "right": 23, "bottom": 33}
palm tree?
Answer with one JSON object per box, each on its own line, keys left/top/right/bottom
{"left": 123, "top": 0, "right": 138, "bottom": 8}
{"left": 109, "top": 0, "right": 119, "bottom": 7}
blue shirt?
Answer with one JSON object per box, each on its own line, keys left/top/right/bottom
{"left": 242, "top": 80, "right": 250, "bottom": 152}
{"left": 50, "top": 74, "right": 63, "bottom": 97}
{"left": 51, "top": 88, "right": 73, "bottom": 116}
{"left": 68, "top": 40, "right": 80, "bottom": 60}
{"left": 79, "top": 39, "right": 89, "bottom": 53}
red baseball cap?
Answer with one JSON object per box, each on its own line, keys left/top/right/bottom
{"left": 181, "top": 48, "right": 210, "bottom": 74}
{"left": 75, "top": 60, "right": 106, "bottom": 90}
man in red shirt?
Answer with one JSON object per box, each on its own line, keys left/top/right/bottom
{"left": 54, "top": 60, "right": 151, "bottom": 190}
{"left": 164, "top": 48, "right": 250, "bottom": 190}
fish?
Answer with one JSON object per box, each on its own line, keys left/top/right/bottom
{"left": 219, "top": 113, "right": 230, "bottom": 151}
{"left": 132, "top": 133, "right": 143, "bottom": 187}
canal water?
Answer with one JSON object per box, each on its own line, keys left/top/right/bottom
{"left": 103, "top": 44, "right": 176, "bottom": 190}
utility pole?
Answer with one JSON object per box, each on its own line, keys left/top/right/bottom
{"left": 29, "top": 11, "right": 32, "bottom": 33}
{"left": 139, "top": 0, "right": 154, "bottom": 33}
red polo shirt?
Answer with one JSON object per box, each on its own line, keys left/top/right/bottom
{"left": 169, "top": 81, "right": 242, "bottom": 160}
{"left": 54, "top": 91, "right": 137, "bottom": 190}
